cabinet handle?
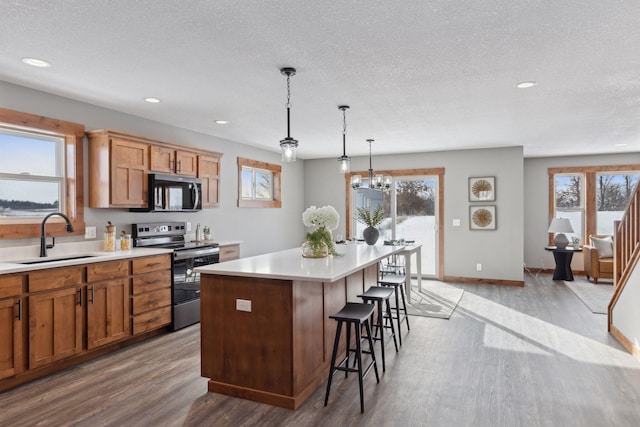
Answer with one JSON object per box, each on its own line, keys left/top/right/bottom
{"left": 177, "top": 160, "right": 182, "bottom": 173}
{"left": 148, "top": 279, "right": 161, "bottom": 284}
{"left": 148, "top": 316, "right": 160, "bottom": 323}
{"left": 90, "top": 286, "right": 95, "bottom": 304}
{"left": 148, "top": 298, "right": 160, "bottom": 304}
{"left": 16, "top": 299, "right": 22, "bottom": 320}
{"left": 148, "top": 262, "right": 161, "bottom": 267}
{"left": 77, "top": 288, "right": 83, "bottom": 306}
{"left": 170, "top": 159, "right": 175, "bottom": 170}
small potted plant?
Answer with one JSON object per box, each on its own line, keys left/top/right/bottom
{"left": 571, "top": 236, "right": 580, "bottom": 249}
{"left": 203, "top": 226, "right": 211, "bottom": 241}
{"left": 355, "top": 205, "right": 385, "bottom": 245}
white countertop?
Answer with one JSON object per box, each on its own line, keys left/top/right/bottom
{"left": 0, "top": 248, "right": 172, "bottom": 275}
{"left": 194, "top": 243, "right": 404, "bottom": 282}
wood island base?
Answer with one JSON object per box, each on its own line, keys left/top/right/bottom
{"left": 199, "top": 262, "right": 381, "bottom": 409}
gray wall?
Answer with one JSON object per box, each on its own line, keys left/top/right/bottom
{"left": 305, "top": 146, "right": 525, "bottom": 282}
{"left": 6, "top": 79, "right": 636, "bottom": 282}
{"left": 0, "top": 81, "right": 306, "bottom": 257}
{"left": 523, "top": 153, "right": 640, "bottom": 271}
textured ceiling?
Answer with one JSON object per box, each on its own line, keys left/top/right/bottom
{"left": 1, "top": 0, "right": 639, "bottom": 159}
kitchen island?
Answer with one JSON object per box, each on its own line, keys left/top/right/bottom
{"left": 195, "top": 243, "right": 403, "bottom": 409}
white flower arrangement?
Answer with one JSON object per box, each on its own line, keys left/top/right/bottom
{"left": 302, "top": 205, "right": 339, "bottom": 231}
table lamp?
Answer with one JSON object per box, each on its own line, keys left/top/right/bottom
{"left": 548, "top": 218, "right": 574, "bottom": 249}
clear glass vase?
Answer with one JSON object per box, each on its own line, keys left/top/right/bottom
{"left": 301, "top": 240, "right": 328, "bottom": 258}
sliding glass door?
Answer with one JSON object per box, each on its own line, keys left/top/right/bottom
{"left": 352, "top": 175, "right": 439, "bottom": 278}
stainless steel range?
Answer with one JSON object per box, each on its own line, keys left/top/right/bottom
{"left": 132, "top": 221, "right": 219, "bottom": 330}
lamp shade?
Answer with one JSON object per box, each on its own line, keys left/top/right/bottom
{"left": 547, "top": 218, "right": 574, "bottom": 233}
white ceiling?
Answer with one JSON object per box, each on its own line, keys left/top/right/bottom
{"left": 1, "top": 0, "right": 639, "bottom": 159}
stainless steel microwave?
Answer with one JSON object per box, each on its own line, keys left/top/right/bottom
{"left": 132, "top": 173, "right": 202, "bottom": 212}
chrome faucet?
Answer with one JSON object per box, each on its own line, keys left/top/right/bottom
{"left": 40, "top": 212, "right": 75, "bottom": 257}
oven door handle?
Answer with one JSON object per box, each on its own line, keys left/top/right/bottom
{"left": 174, "top": 248, "right": 220, "bottom": 260}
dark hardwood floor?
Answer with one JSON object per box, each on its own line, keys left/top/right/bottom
{"left": 2, "top": 273, "right": 640, "bottom": 427}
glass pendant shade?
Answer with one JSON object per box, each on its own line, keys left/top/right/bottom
{"left": 338, "top": 156, "right": 351, "bottom": 173}
{"left": 280, "top": 137, "right": 298, "bottom": 162}
{"left": 350, "top": 175, "right": 362, "bottom": 189}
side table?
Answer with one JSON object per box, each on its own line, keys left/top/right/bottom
{"left": 544, "top": 246, "right": 582, "bottom": 281}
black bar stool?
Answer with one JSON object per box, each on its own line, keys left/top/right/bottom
{"left": 378, "top": 274, "right": 410, "bottom": 345}
{"left": 357, "top": 286, "right": 398, "bottom": 372}
{"left": 324, "top": 302, "right": 380, "bottom": 413}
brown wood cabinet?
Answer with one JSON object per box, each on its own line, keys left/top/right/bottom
{"left": 150, "top": 146, "right": 198, "bottom": 177}
{"left": 198, "top": 155, "right": 220, "bottom": 207}
{"left": 0, "top": 275, "right": 24, "bottom": 380}
{"left": 219, "top": 244, "right": 240, "bottom": 262}
{"left": 28, "top": 286, "right": 83, "bottom": 369}
{"left": 87, "top": 130, "right": 149, "bottom": 208}
{"left": 131, "top": 254, "right": 172, "bottom": 335}
{"left": 86, "top": 260, "right": 131, "bottom": 350}
{"left": 1, "top": 254, "right": 173, "bottom": 392}
{"left": 88, "top": 129, "right": 222, "bottom": 210}
{"left": 176, "top": 151, "right": 198, "bottom": 176}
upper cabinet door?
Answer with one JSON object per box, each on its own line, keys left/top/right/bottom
{"left": 149, "top": 146, "right": 175, "bottom": 174}
{"left": 176, "top": 151, "right": 198, "bottom": 177}
{"left": 110, "top": 139, "right": 149, "bottom": 207}
{"left": 198, "top": 155, "right": 220, "bottom": 207}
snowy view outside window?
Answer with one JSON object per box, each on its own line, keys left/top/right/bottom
{"left": 0, "top": 129, "right": 65, "bottom": 218}
{"left": 241, "top": 166, "right": 273, "bottom": 200}
{"left": 354, "top": 177, "right": 438, "bottom": 276}
{"left": 596, "top": 173, "right": 639, "bottom": 235}
{"left": 554, "top": 172, "right": 640, "bottom": 240}
{"left": 554, "top": 174, "right": 583, "bottom": 241}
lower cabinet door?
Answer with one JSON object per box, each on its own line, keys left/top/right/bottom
{"left": 87, "top": 278, "right": 131, "bottom": 349}
{"left": 0, "top": 297, "right": 23, "bottom": 380}
{"left": 29, "top": 287, "right": 83, "bottom": 369}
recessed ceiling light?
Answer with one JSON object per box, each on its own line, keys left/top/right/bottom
{"left": 615, "top": 143, "right": 628, "bottom": 147}
{"left": 21, "top": 57, "right": 51, "bottom": 68}
{"left": 144, "top": 97, "right": 161, "bottom": 103}
{"left": 516, "top": 81, "right": 537, "bottom": 89}
{"left": 214, "top": 120, "right": 230, "bottom": 125}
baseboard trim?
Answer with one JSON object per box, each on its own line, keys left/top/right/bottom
{"left": 610, "top": 324, "right": 640, "bottom": 362}
{"left": 443, "top": 276, "right": 524, "bottom": 287}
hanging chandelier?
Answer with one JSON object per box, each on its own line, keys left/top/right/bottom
{"left": 279, "top": 67, "right": 298, "bottom": 162}
{"left": 337, "top": 105, "right": 351, "bottom": 173}
{"left": 350, "top": 139, "right": 392, "bottom": 190}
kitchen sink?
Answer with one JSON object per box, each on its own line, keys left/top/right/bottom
{"left": 18, "top": 255, "right": 96, "bottom": 264}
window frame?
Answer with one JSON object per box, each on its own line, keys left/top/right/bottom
{"left": 237, "top": 157, "right": 281, "bottom": 208}
{"left": 0, "top": 127, "right": 67, "bottom": 217}
{"left": 548, "top": 165, "right": 640, "bottom": 246}
{"left": 0, "top": 107, "right": 85, "bottom": 240}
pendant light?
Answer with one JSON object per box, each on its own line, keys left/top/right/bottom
{"left": 351, "top": 139, "right": 392, "bottom": 190}
{"left": 337, "top": 105, "right": 351, "bottom": 173}
{"left": 279, "top": 67, "right": 299, "bottom": 162}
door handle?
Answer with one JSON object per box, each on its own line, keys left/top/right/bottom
{"left": 16, "top": 299, "right": 22, "bottom": 320}
{"left": 89, "top": 285, "right": 95, "bottom": 304}
{"left": 77, "top": 288, "right": 83, "bottom": 306}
